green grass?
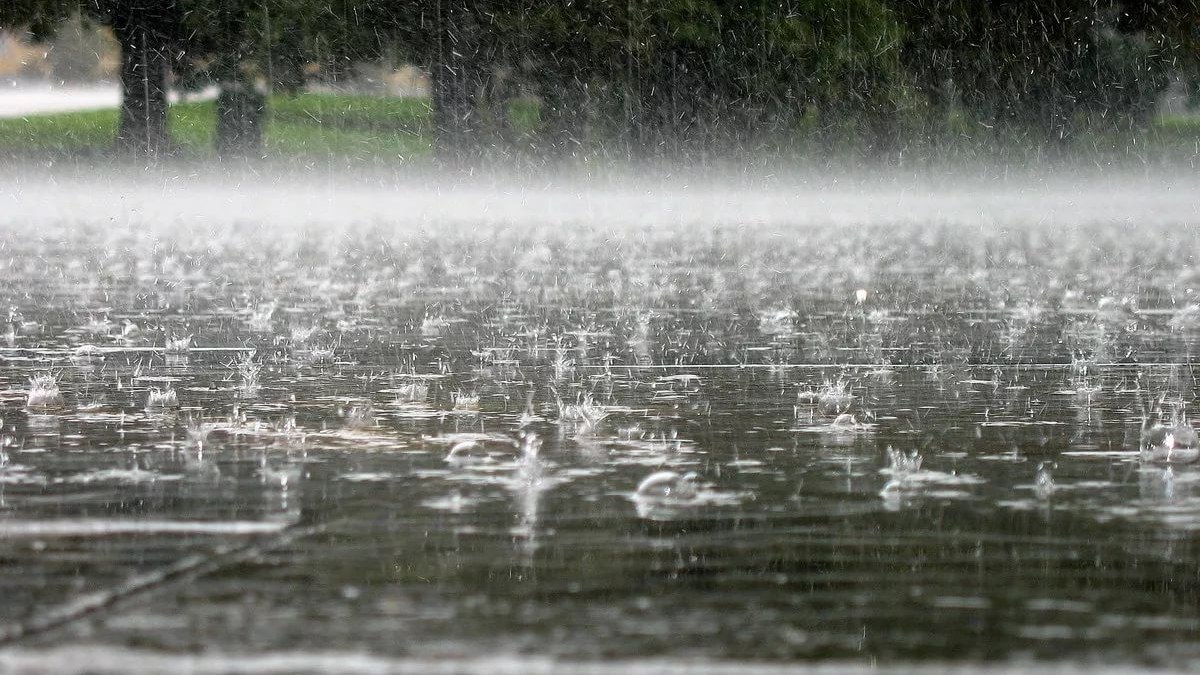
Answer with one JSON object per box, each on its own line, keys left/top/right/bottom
{"left": 270, "top": 93, "right": 431, "bottom": 132}
{"left": 0, "top": 107, "right": 121, "bottom": 153}
{"left": 169, "top": 102, "right": 217, "bottom": 152}
{"left": 0, "top": 90, "right": 1195, "bottom": 164}
{"left": 0, "top": 92, "right": 434, "bottom": 161}
{"left": 1145, "top": 116, "right": 1200, "bottom": 158}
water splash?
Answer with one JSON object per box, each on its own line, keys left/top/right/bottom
{"left": 1035, "top": 461, "right": 1057, "bottom": 500}
{"left": 25, "top": 373, "right": 63, "bottom": 409}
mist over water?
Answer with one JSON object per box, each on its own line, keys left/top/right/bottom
{"left": 5, "top": 165, "right": 1198, "bottom": 230}
{"left": 2, "top": 167, "right": 1200, "bottom": 671}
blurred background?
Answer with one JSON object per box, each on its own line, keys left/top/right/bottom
{"left": 0, "top": 1, "right": 1197, "bottom": 166}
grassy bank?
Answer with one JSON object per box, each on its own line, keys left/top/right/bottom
{"left": 0, "top": 91, "right": 1197, "bottom": 166}
{"left": 0, "top": 93, "right": 434, "bottom": 162}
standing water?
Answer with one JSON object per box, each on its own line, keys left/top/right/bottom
{"left": 1, "top": 171, "right": 1200, "bottom": 673}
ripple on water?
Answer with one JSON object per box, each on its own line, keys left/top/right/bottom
{"left": 5, "top": 194, "right": 1200, "bottom": 662}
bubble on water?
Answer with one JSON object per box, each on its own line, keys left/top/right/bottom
{"left": 830, "top": 413, "right": 860, "bottom": 430}
{"left": 444, "top": 436, "right": 518, "bottom": 464}
{"left": 634, "top": 470, "right": 699, "bottom": 501}
{"left": 72, "top": 344, "right": 104, "bottom": 361}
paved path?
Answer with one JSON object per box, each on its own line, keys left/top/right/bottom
{"left": 0, "top": 83, "right": 119, "bottom": 118}
{"left": 0, "top": 82, "right": 216, "bottom": 118}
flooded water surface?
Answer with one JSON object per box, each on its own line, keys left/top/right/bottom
{"left": 2, "top": 175, "right": 1200, "bottom": 671}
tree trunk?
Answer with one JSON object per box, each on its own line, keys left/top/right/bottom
{"left": 431, "top": 61, "right": 474, "bottom": 161}
{"left": 431, "top": 0, "right": 480, "bottom": 163}
{"left": 112, "top": 3, "right": 178, "bottom": 157}
{"left": 216, "top": 78, "right": 267, "bottom": 159}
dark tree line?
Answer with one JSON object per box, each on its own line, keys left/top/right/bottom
{"left": 475, "top": 0, "right": 1197, "bottom": 159}
{"left": 2, "top": 0, "right": 1196, "bottom": 161}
